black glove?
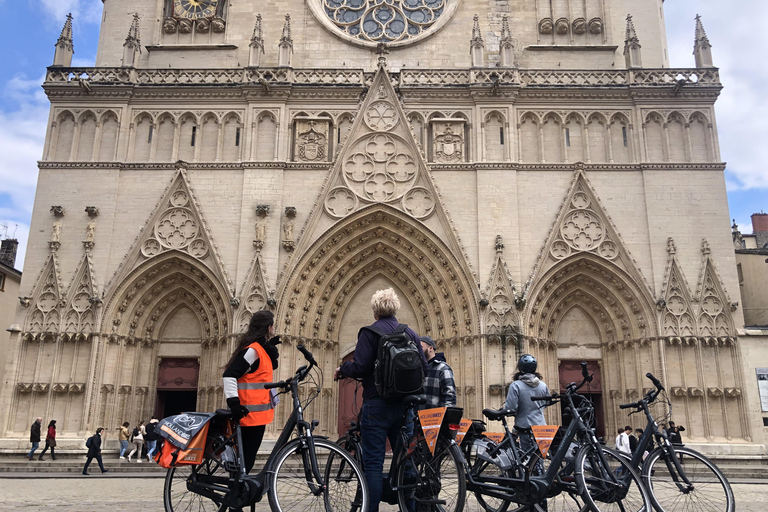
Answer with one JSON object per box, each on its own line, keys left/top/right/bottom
{"left": 263, "top": 336, "right": 281, "bottom": 369}
{"left": 226, "top": 398, "right": 250, "bottom": 421}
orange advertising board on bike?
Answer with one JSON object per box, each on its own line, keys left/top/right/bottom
{"left": 484, "top": 431, "right": 505, "bottom": 444}
{"left": 418, "top": 407, "right": 446, "bottom": 455}
{"left": 454, "top": 419, "right": 473, "bottom": 445}
{"left": 531, "top": 425, "right": 559, "bottom": 458}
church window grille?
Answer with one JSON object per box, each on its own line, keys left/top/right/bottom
{"left": 0, "top": 273, "right": 5, "bottom": 292}
{"left": 148, "top": 125, "right": 154, "bottom": 144}
{"left": 500, "top": 127, "right": 504, "bottom": 145}
{"left": 235, "top": 127, "right": 241, "bottom": 147}
{"left": 737, "top": 263, "right": 743, "bottom": 285}
{"left": 191, "top": 126, "right": 197, "bottom": 147}
{"left": 323, "top": 0, "right": 447, "bottom": 44}
{"left": 565, "top": 128, "right": 571, "bottom": 147}
{"left": 622, "top": 126, "right": 628, "bottom": 147}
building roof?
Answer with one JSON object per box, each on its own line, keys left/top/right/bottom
{"left": 0, "top": 260, "right": 21, "bottom": 278}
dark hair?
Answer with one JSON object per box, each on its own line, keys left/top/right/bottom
{"left": 139, "top": 420, "right": 145, "bottom": 426}
{"left": 635, "top": 429, "right": 643, "bottom": 435}
{"left": 624, "top": 425, "right": 632, "bottom": 431}
{"left": 668, "top": 421, "right": 676, "bottom": 427}
{"left": 122, "top": 421, "right": 130, "bottom": 428}
{"left": 618, "top": 428, "right": 625, "bottom": 434}
{"left": 48, "top": 420, "right": 57, "bottom": 428}
{"left": 225, "top": 310, "right": 274, "bottom": 369}
{"left": 513, "top": 370, "right": 544, "bottom": 381}
{"left": 96, "top": 427, "right": 104, "bottom": 434}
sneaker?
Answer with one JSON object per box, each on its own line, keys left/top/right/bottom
{"left": 102, "top": 469, "right": 109, "bottom": 474}
{"left": 127, "top": 455, "right": 132, "bottom": 462}
{"left": 82, "top": 472, "right": 89, "bottom": 476}
{"left": 137, "top": 459, "right": 142, "bottom": 463}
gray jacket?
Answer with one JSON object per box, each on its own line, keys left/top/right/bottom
{"left": 503, "top": 374, "right": 550, "bottom": 429}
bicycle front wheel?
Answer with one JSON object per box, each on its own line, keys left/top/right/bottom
{"left": 464, "top": 437, "right": 512, "bottom": 512}
{"left": 396, "top": 438, "right": 466, "bottom": 512}
{"left": 642, "top": 446, "right": 734, "bottom": 512}
{"left": 269, "top": 438, "right": 369, "bottom": 512}
{"left": 575, "top": 445, "right": 652, "bottom": 512}
{"left": 163, "top": 456, "right": 229, "bottom": 512}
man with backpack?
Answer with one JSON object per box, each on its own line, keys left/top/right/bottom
{"left": 145, "top": 417, "right": 159, "bottom": 462}
{"left": 334, "top": 288, "right": 428, "bottom": 512}
{"left": 82, "top": 428, "right": 108, "bottom": 475}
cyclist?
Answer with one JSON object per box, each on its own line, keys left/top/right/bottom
{"left": 334, "top": 288, "right": 428, "bottom": 512}
{"left": 222, "top": 310, "right": 281, "bottom": 473}
{"left": 419, "top": 335, "right": 456, "bottom": 409}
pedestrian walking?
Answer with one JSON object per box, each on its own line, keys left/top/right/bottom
{"left": 38, "top": 420, "right": 57, "bottom": 460}
{"left": 615, "top": 427, "right": 631, "bottom": 455}
{"left": 26, "top": 417, "right": 42, "bottom": 460}
{"left": 118, "top": 422, "right": 130, "bottom": 459}
{"left": 127, "top": 420, "right": 145, "bottom": 462}
{"left": 145, "top": 417, "right": 159, "bottom": 462}
{"left": 82, "top": 427, "right": 108, "bottom": 475}
{"left": 626, "top": 426, "right": 638, "bottom": 454}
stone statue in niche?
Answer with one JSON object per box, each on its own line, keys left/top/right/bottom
{"left": 85, "top": 221, "right": 96, "bottom": 243}
{"left": 254, "top": 204, "right": 269, "bottom": 250}
{"left": 51, "top": 221, "right": 61, "bottom": 243}
{"left": 282, "top": 206, "right": 296, "bottom": 252}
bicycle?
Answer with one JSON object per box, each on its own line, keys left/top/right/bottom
{"left": 463, "top": 362, "right": 653, "bottom": 512}
{"left": 619, "top": 372, "right": 735, "bottom": 512}
{"left": 337, "top": 395, "right": 466, "bottom": 512}
{"left": 163, "top": 344, "right": 369, "bottom": 512}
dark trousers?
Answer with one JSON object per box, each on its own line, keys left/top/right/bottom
{"left": 39, "top": 440, "right": 55, "bottom": 459}
{"left": 241, "top": 425, "right": 266, "bottom": 474}
{"left": 83, "top": 453, "right": 106, "bottom": 473}
{"left": 360, "top": 398, "right": 412, "bottom": 512}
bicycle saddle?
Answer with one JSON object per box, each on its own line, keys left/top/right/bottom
{"left": 482, "top": 408, "right": 513, "bottom": 421}
{"left": 215, "top": 408, "right": 233, "bottom": 418}
{"left": 403, "top": 395, "right": 427, "bottom": 407}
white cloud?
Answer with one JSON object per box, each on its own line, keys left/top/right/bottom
{"left": 665, "top": 1, "right": 768, "bottom": 191}
{"left": 38, "top": 0, "right": 102, "bottom": 25}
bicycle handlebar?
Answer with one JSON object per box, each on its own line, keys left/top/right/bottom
{"left": 619, "top": 373, "right": 665, "bottom": 410}
{"left": 646, "top": 372, "right": 664, "bottom": 391}
{"left": 297, "top": 344, "right": 318, "bottom": 366}
{"left": 531, "top": 395, "right": 552, "bottom": 402}
{"left": 261, "top": 345, "right": 319, "bottom": 391}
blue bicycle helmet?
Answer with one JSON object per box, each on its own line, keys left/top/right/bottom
{"left": 517, "top": 354, "right": 537, "bottom": 374}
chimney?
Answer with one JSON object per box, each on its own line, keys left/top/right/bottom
{"left": 0, "top": 238, "right": 18, "bottom": 268}
{"left": 752, "top": 212, "right": 768, "bottom": 249}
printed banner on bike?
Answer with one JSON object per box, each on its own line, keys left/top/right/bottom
{"left": 484, "top": 432, "right": 505, "bottom": 444}
{"left": 158, "top": 412, "right": 216, "bottom": 450}
{"left": 419, "top": 407, "right": 446, "bottom": 455}
{"left": 454, "top": 419, "right": 473, "bottom": 445}
{"left": 531, "top": 425, "right": 559, "bottom": 458}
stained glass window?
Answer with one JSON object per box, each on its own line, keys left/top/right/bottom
{"left": 323, "top": 0, "right": 446, "bottom": 43}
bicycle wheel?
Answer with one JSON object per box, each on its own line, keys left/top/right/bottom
{"left": 575, "top": 445, "right": 652, "bottom": 512}
{"left": 330, "top": 436, "right": 366, "bottom": 512}
{"left": 396, "top": 438, "right": 466, "bottom": 512}
{"left": 464, "top": 437, "right": 512, "bottom": 512}
{"left": 337, "top": 434, "right": 364, "bottom": 469}
{"left": 642, "top": 446, "right": 735, "bottom": 512}
{"left": 269, "top": 438, "right": 369, "bottom": 512}
{"left": 163, "top": 456, "right": 229, "bottom": 512}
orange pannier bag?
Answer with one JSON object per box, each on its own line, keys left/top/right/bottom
{"left": 155, "top": 422, "right": 209, "bottom": 467}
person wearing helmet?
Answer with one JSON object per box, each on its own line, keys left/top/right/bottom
{"left": 504, "top": 353, "right": 550, "bottom": 498}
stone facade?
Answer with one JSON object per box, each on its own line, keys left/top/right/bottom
{"left": 0, "top": 0, "right": 765, "bottom": 454}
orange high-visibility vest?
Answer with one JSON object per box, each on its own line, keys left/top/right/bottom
{"left": 237, "top": 341, "right": 275, "bottom": 427}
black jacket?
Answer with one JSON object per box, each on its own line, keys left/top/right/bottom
{"left": 87, "top": 433, "right": 102, "bottom": 456}
{"left": 30, "top": 422, "right": 41, "bottom": 443}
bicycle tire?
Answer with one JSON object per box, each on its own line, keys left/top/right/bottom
{"left": 396, "top": 438, "right": 466, "bottom": 512}
{"left": 337, "top": 434, "right": 364, "bottom": 469}
{"left": 163, "top": 457, "right": 229, "bottom": 512}
{"left": 268, "top": 438, "right": 369, "bottom": 512}
{"left": 642, "top": 445, "right": 735, "bottom": 512}
{"left": 575, "top": 445, "right": 652, "bottom": 512}
{"left": 464, "top": 437, "right": 513, "bottom": 512}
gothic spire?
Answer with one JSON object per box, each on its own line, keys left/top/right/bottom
{"left": 623, "top": 14, "right": 642, "bottom": 69}
{"left": 693, "top": 14, "right": 714, "bottom": 68}
{"left": 249, "top": 14, "right": 265, "bottom": 67}
{"left": 53, "top": 13, "right": 74, "bottom": 67}
{"left": 499, "top": 15, "right": 515, "bottom": 68}
{"left": 470, "top": 14, "right": 484, "bottom": 67}
{"left": 278, "top": 14, "right": 293, "bottom": 67}
{"left": 122, "top": 13, "right": 141, "bottom": 67}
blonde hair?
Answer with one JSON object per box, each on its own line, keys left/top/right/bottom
{"left": 371, "top": 288, "right": 400, "bottom": 318}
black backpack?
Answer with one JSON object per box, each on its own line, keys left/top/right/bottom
{"left": 85, "top": 436, "right": 93, "bottom": 449}
{"left": 361, "top": 323, "right": 424, "bottom": 401}
{"left": 133, "top": 427, "right": 140, "bottom": 438}
{"left": 145, "top": 422, "right": 156, "bottom": 441}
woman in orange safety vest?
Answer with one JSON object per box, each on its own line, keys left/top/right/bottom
{"left": 222, "top": 310, "right": 281, "bottom": 473}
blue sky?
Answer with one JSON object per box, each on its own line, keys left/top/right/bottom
{"left": 0, "top": 0, "right": 766, "bottom": 269}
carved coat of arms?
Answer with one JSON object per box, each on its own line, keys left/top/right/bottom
{"left": 297, "top": 121, "right": 327, "bottom": 161}
{"left": 434, "top": 125, "right": 463, "bottom": 162}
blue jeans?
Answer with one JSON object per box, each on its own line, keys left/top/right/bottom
{"left": 146, "top": 439, "right": 157, "bottom": 460}
{"left": 27, "top": 442, "right": 39, "bottom": 458}
{"left": 360, "top": 398, "right": 412, "bottom": 512}
{"left": 119, "top": 440, "right": 129, "bottom": 457}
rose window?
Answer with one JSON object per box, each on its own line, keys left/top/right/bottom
{"left": 310, "top": 0, "right": 459, "bottom": 47}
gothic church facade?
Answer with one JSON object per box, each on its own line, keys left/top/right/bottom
{"left": 1, "top": 0, "right": 765, "bottom": 455}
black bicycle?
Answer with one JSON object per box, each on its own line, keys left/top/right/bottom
{"left": 163, "top": 344, "right": 369, "bottom": 512}
{"left": 619, "top": 372, "right": 735, "bottom": 512}
{"left": 337, "top": 395, "right": 466, "bottom": 512}
{"left": 463, "top": 362, "right": 652, "bottom": 512}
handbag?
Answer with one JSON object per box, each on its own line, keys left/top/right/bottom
{"left": 47, "top": 438, "right": 57, "bottom": 448}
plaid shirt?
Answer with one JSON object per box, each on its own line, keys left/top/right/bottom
{"left": 420, "top": 354, "right": 457, "bottom": 409}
